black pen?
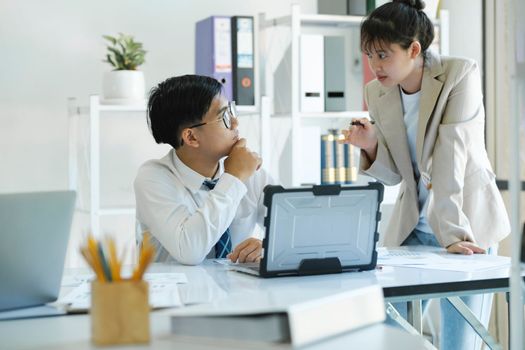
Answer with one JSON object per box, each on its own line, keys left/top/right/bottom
{"left": 350, "top": 120, "right": 376, "bottom": 127}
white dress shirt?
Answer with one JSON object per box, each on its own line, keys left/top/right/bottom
{"left": 134, "top": 149, "right": 272, "bottom": 265}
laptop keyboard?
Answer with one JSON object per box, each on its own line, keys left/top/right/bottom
{"left": 214, "top": 259, "right": 261, "bottom": 273}
{"left": 236, "top": 262, "right": 260, "bottom": 271}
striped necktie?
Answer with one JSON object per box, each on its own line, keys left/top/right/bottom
{"left": 203, "top": 179, "right": 232, "bottom": 258}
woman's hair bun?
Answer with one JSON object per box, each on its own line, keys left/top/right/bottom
{"left": 393, "top": 0, "right": 425, "bottom": 11}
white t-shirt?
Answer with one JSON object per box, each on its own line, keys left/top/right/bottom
{"left": 400, "top": 87, "right": 433, "bottom": 235}
{"left": 134, "top": 149, "right": 272, "bottom": 265}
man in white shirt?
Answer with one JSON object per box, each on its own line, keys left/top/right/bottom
{"left": 134, "top": 75, "right": 272, "bottom": 265}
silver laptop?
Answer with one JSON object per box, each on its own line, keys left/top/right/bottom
{"left": 225, "top": 183, "right": 383, "bottom": 277}
{"left": 0, "top": 191, "right": 76, "bottom": 314}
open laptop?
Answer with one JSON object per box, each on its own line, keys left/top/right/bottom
{"left": 224, "top": 183, "right": 383, "bottom": 277}
{"left": 0, "top": 191, "right": 76, "bottom": 319}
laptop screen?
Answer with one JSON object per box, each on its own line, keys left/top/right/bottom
{"left": 261, "top": 183, "right": 383, "bottom": 276}
{"left": 0, "top": 191, "right": 76, "bottom": 311}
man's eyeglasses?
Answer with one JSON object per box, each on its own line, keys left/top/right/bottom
{"left": 188, "top": 101, "right": 237, "bottom": 130}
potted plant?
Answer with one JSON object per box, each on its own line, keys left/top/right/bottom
{"left": 101, "top": 33, "right": 147, "bottom": 104}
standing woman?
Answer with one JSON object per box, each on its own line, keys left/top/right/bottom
{"left": 342, "top": 0, "right": 510, "bottom": 349}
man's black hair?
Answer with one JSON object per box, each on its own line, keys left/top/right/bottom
{"left": 147, "top": 74, "right": 223, "bottom": 149}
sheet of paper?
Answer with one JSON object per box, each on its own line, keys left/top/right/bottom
{"left": 61, "top": 274, "right": 94, "bottom": 287}
{"left": 143, "top": 272, "right": 188, "bottom": 284}
{"left": 149, "top": 282, "right": 183, "bottom": 308}
{"left": 377, "top": 248, "right": 510, "bottom": 272}
{"left": 59, "top": 272, "right": 187, "bottom": 311}
{"left": 60, "top": 282, "right": 91, "bottom": 310}
{"left": 377, "top": 248, "right": 447, "bottom": 265}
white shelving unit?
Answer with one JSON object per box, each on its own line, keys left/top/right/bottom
{"left": 258, "top": 4, "right": 449, "bottom": 187}
{"left": 68, "top": 95, "right": 146, "bottom": 236}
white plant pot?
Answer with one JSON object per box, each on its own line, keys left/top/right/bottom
{"left": 102, "top": 70, "right": 145, "bottom": 105}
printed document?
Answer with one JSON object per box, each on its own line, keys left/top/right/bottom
{"left": 59, "top": 272, "right": 187, "bottom": 311}
{"left": 377, "top": 248, "right": 510, "bottom": 272}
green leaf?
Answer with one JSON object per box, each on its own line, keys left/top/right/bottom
{"left": 105, "top": 54, "right": 116, "bottom": 68}
{"left": 102, "top": 35, "right": 117, "bottom": 45}
{"left": 102, "top": 32, "right": 147, "bottom": 69}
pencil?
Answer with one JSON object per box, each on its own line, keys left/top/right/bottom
{"left": 107, "top": 238, "right": 121, "bottom": 281}
{"left": 87, "top": 236, "right": 107, "bottom": 282}
{"left": 132, "top": 234, "right": 155, "bottom": 281}
{"left": 80, "top": 247, "right": 101, "bottom": 279}
{"left": 97, "top": 242, "right": 112, "bottom": 282}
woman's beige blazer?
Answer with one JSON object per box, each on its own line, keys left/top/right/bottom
{"left": 361, "top": 50, "right": 510, "bottom": 249}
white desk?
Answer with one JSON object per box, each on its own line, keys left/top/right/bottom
{"left": 0, "top": 261, "right": 429, "bottom": 349}
{"left": 0, "top": 246, "right": 513, "bottom": 349}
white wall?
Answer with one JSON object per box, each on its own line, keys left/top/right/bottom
{"left": 0, "top": 0, "right": 316, "bottom": 194}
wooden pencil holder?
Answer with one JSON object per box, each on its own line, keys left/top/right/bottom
{"left": 91, "top": 280, "right": 150, "bottom": 345}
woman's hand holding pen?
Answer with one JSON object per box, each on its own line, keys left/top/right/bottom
{"left": 339, "top": 118, "right": 378, "bottom": 160}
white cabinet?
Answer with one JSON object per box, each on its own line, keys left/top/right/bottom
{"left": 258, "top": 4, "right": 449, "bottom": 187}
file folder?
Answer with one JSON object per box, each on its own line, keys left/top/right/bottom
{"left": 195, "top": 16, "right": 233, "bottom": 101}
{"left": 318, "top": 0, "right": 348, "bottom": 15}
{"left": 300, "top": 35, "right": 324, "bottom": 112}
{"left": 344, "top": 143, "right": 358, "bottom": 183}
{"left": 348, "top": 0, "right": 378, "bottom": 15}
{"left": 324, "top": 36, "right": 347, "bottom": 112}
{"left": 348, "top": 0, "right": 367, "bottom": 15}
{"left": 333, "top": 130, "right": 346, "bottom": 184}
{"left": 170, "top": 286, "right": 385, "bottom": 347}
{"left": 231, "top": 16, "right": 255, "bottom": 106}
{"left": 320, "top": 133, "right": 336, "bottom": 184}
